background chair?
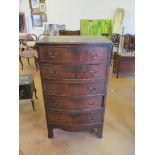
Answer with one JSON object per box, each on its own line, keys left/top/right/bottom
{"left": 19, "top": 34, "right": 38, "bottom": 70}
{"left": 38, "top": 33, "right": 51, "bottom": 40}
{"left": 122, "top": 34, "right": 135, "bottom": 52}
{"left": 130, "top": 35, "right": 135, "bottom": 52}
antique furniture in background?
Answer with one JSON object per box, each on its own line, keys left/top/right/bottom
{"left": 130, "top": 35, "right": 135, "bottom": 52}
{"left": 19, "top": 33, "right": 39, "bottom": 70}
{"left": 38, "top": 33, "right": 50, "bottom": 40}
{"left": 113, "top": 52, "right": 135, "bottom": 78}
{"left": 19, "top": 74, "right": 38, "bottom": 111}
{"left": 36, "top": 36, "right": 112, "bottom": 138}
{"left": 122, "top": 34, "right": 135, "bottom": 52}
{"left": 112, "top": 33, "right": 120, "bottom": 52}
{"left": 59, "top": 30, "right": 80, "bottom": 35}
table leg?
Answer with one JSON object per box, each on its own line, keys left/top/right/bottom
{"left": 19, "top": 56, "right": 23, "bottom": 70}
{"left": 33, "top": 81, "right": 38, "bottom": 99}
{"left": 27, "top": 58, "right": 30, "bottom": 66}
{"left": 34, "top": 88, "right": 38, "bottom": 99}
{"left": 116, "top": 55, "right": 121, "bottom": 79}
{"left": 31, "top": 99, "right": 35, "bottom": 111}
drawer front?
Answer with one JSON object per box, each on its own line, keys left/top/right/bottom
{"left": 76, "top": 46, "right": 108, "bottom": 63}
{"left": 47, "top": 110, "right": 103, "bottom": 125}
{"left": 47, "top": 123, "right": 102, "bottom": 132}
{"left": 40, "top": 64, "right": 106, "bottom": 80}
{"left": 38, "top": 45, "right": 108, "bottom": 63}
{"left": 38, "top": 46, "right": 75, "bottom": 62}
{"left": 45, "top": 95, "right": 103, "bottom": 110}
{"left": 43, "top": 81, "right": 105, "bottom": 96}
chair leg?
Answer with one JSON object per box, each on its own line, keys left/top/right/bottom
{"left": 33, "top": 81, "right": 38, "bottom": 99}
{"left": 31, "top": 99, "right": 36, "bottom": 111}
{"left": 34, "top": 88, "right": 38, "bottom": 99}
{"left": 27, "top": 58, "right": 30, "bottom": 66}
{"left": 19, "top": 56, "right": 23, "bottom": 70}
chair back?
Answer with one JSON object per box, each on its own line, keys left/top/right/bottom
{"left": 38, "top": 34, "right": 51, "bottom": 40}
{"left": 122, "top": 34, "right": 135, "bottom": 52}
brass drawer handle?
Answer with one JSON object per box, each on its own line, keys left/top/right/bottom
{"left": 71, "top": 97, "right": 81, "bottom": 103}
{"left": 90, "top": 53, "right": 98, "bottom": 59}
{"left": 48, "top": 52, "right": 56, "bottom": 58}
{"left": 90, "top": 70, "right": 98, "bottom": 77}
{"left": 90, "top": 117, "right": 94, "bottom": 121}
{"left": 51, "top": 70, "right": 58, "bottom": 77}
{"left": 89, "top": 102, "right": 96, "bottom": 105}
{"left": 89, "top": 87, "right": 96, "bottom": 92}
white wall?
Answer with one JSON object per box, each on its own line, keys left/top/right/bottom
{"left": 19, "top": 0, "right": 45, "bottom": 36}
{"left": 19, "top": 0, "right": 135, "bottom": 35}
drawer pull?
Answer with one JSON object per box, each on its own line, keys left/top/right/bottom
{"left": 51, "top": 70, "right": 58, "bottom": 76}
{"left": 90, "top": 117, "right": 94, "bottom": 121}
{"left": 89, "top": 102, "right": 95, "bottom": 105}
{"left": 90, "top": 53, "right": 98, "bottom": 59}
{"left": 48, "top": 52, "right": 56, "bottom": 59}
{"left": 89, "top": 87, "right": 96, "bottom": 92}
{"left": 54, "top": 102, "right": 61, "bottom": 108}
{"left": 90, "top": 70, "right": 98, "bottom": 77}
{"left": 71, "top": 97, "right": 81, "bottom": 103}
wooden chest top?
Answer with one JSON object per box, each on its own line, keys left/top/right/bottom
{"left": 36, "top": 36, "right": 112, "bottom": 45}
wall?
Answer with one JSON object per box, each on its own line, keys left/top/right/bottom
{"left": 19, "top": 0, "right": 135, "bottom": 36}
{"left": 19, "top": 0, "right": 45, "bottom": 36}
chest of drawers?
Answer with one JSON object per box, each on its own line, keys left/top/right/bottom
{"left": 36, "top": 36, "right": 112, "bottom": 138}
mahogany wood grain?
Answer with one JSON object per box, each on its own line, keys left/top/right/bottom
{"left": 36, "top": 36, "right": 112, "bottom": 138}
{"left": 59, "top": 30, "right": 80, "bottom": 36}
{"left": 43, "top": 80, "right": 105, "bottom": 96}
{"left": 38, "top": 45, "right": 108, "bottom": 64}
{"left": 45, "top": 95, "right": 104, "bottom": 110}
{"left": 40, "top": 64, "right": 106, "bottom": 80}
{"left": 47, "top": 109, "right": 103, "bottom": 125}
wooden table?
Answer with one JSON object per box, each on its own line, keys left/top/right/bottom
{"left": 113, "top": 52, "right": 135, "bottom": 78}
{"left": 19, "top": 74, "right": 38, "bottom": 111}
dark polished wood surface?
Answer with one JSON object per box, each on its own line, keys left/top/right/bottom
{"left": 36, "top": 36, "right": 112, "bottom": 138}
{"left": 19, "top": 74, "right": 38, "bottom": 111}
{"left": 38, "top": 45, "right": 108, "bottom": 64}
{"left": 45, "top": 95, "right": 104, "bottom": 110}
{"left": 36, "top": 36, "right": 112, "bottom": 44}
{"left": 40, "top": 64, "right": 106, "bottom": 80}
{"left": 59, "top": 30, "right": 80, "bottom": 36}
{"left": 113, "top": 52, "right": 135, "bottom": 78}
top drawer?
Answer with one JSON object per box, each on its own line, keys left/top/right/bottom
{"left": 38, "top": 45, "right": 108, "bottom": 64}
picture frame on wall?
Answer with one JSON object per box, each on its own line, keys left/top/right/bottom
{"left": 31, "top": 0, "right": 40, "bottom": 9}
{"left": 41, "top": 13, "right": 47, "bottom": 22}
{"left": 40, "top": 3, "right": 46, "bottom": 12}
{"left": 32, "top": 13, "right": 42, "bottom": 27}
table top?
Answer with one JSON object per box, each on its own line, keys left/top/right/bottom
{"left": 19, "top": 74, "right": 33, "bottom": 85}
{"left": 117, "top": 52, "right": 135, "bottom": 57}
